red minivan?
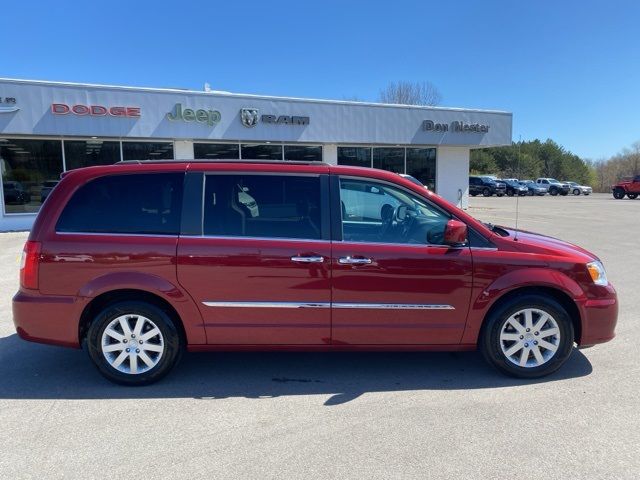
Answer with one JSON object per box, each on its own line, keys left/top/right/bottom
{"left": 13, "top": 161, "right": 618, "bottom": 385}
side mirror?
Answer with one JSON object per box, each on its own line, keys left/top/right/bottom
{"left": 443, "top": 219, "right": 468, "bottom": 246}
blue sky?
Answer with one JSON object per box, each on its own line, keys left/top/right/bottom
{"left": 1, "top": 0, "right": 638, "bottom": 159}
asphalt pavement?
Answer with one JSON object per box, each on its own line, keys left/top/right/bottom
{"left": 0, "top": 193, "right": 638, "bottom": 479}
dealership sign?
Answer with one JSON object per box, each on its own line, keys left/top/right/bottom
{"left": 0, "top": 96, "right": 19, "bottom": 113}
{"left": 51, "top": 103, "right": 141, "bottom": 117}
{"left": 423, "top": 120, "right": 489, "bottom": 133}
{"left": 167, "top": 103, "right": 221, "bottom": 126}
{"left": 240, "top": 108, "right": 310, "bottom": 127}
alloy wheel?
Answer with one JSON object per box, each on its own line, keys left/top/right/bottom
{"left": 101, "top": 314, "right": 165, "bottom": 374}
{"left": 499, "top": 308, "right": 561, "bottom": 368}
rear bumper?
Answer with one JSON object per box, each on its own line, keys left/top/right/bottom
{"left": 12, "top": 291, "right": 84, "bottom": 348}
{"left": 577, "top": 285, "right": 618, "bottom": 346}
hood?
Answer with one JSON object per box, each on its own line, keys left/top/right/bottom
{"left": 499, "top": 228, "right": 597, "bottom": 262}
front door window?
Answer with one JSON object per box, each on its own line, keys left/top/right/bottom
{"left": 339, "top": 178, "right": 450, "bottom": 245}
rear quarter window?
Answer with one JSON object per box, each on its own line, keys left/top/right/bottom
{"left": 56, "top": 173, "right": 184, "bottom": 235}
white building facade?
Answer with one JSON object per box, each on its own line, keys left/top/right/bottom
{"left": 0, "top": 78, "right": 512, "bottom": 231}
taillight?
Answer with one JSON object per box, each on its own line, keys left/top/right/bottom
{"left": 20, "top": 241, "right": 41, "bottom": 290}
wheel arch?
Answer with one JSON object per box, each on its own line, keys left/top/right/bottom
{"left": 477, "top": 286, "right": 582, "bottom": 344}
{"left": 79, "top": 289, "right": 188, "bottom": 347}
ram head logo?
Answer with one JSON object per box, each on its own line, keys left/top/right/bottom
{"left": 240, "top": 108, "right": 259, "bottom": 128}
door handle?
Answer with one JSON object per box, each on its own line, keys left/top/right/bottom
{"left": 291, "top": 255, "right": 325, "bottom": 263}
{"left": 338, "top": 256, "right": 372, "bottom": 265}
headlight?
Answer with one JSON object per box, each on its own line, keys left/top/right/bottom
{"left": 586, "top": 261, "right": 608, "bottom": 286}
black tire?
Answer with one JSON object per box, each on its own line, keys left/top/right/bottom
{"left": 613, "top": 188, "right": 625, "bottom": 199}
{"left": 482, "top": 188, "right": 491, "bottom": 197}
{"left": 507, "top": 190, "right": 514, "bottom": 197}
{"left": 527, "top": 190, "right": 534, "bottom": 196}
{"left": 480, "top": 294, "right": 574, "bottom": 379}
{"left": 470, "top": 192, "right": 478, "bottom": 197}
{"left": 549, "top": 187, "right": 558, "bottom": 196}
{"left": 496, "top": 193, "right": 504, "bottom": 197}
{"left": 627, "top": 193, "right": 638, "bottom": 199}
{"left": 560, "top": 191, "right": 569, "bottom": 196}
{"left": 573, "top": 189, "right": 581, "bottom": 195}
{"left": 86, "top": 300, "right": 183, "bottom": 385}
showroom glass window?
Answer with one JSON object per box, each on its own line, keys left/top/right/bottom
{"left": 373, "top": 147, "right": 404, "bottom": 174}
{"left": 122, "top": 142, "right": 174, "bottom": 161}
{"left": 284, "top": 145, "right": 322, "bottom": 161}
{"left": 64, "top": 140, "right": 121, "bottom": 170}
{"left": 203, "top": 174, "right": 322, "bottom": 240}
{"left": 406, "top": 148, "right": 436, "bottom": 190}
{"left": 56, "top": 173, "right": 184, "bottom": 235}
{"left": 194, "top": 143, "right": 240, "bottom": 159}
{"left": 1, "top": 138, "right": 63, "bottom": 214}
{"left": 240, "top": 144, "right": 283, "bottom": 160}
{"left": 337, "top": 147, "right": 371, "bottom": 167}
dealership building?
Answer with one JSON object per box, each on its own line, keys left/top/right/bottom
{"left": 0, "top": 78, "right": 512, "bottom": 231}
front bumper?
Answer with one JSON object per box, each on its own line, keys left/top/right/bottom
{"left": 13, "top": 290, "right": 84, "bottom": 348}
{"left": 577, "top": 284, "right": 618, "bottom": 346}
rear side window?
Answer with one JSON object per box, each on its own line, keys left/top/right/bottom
{"left": 56, "top": 173, "right": 184, "bottom": 235}
{"left": 203, "top": 174, "right": 322, "bottom": 240}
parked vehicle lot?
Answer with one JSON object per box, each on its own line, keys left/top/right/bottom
{"left": 0, "top": 192, "right": 638, "bottom": 479}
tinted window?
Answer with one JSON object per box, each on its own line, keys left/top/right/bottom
{"left": 340, "top": 178, "right": 450, "bottom": 245}
{"left": 204, "top": 174, "right": 322, "bottom": 240}
{"left": 284, "top": 145, "right": 322, "bottom": 161}
{"left": 373, "top": 148, "right": 404, "bottom": 174}
{"left": 337, "top": 147, "right": 371, "bottom": 167}
{"left": 64, "top": 140, "right": 121, "bottom": 170}
{"left": 57, "top": 173, "right": 184, "bottom": 234}
{"left": 122, "top": 142, "right": 173, "bottom": 160}
{"left": 194, "top": 143, "right": 239, "bottom": 159}
{"left": 406, "top": 148, "right": 436, "bottom": 190}
{"left": 241, "top": 144, "right": 283, "bottom": 160}
{"left": 1, "top": 138, "right": 63, "bottom": 214}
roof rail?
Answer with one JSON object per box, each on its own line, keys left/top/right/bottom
{"left": 116, "top": 159, "right": 329, "bottom": 166}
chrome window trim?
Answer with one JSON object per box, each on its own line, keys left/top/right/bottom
{"left": 202, "top": 301, "right": 454, "bottom": 310}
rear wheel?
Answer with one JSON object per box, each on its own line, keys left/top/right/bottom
{"left": 482, "top": 188, "right": 491, "bottom": 197}
{"left": 86, "top": 300, "right": 182, "bottom": 385}
{"left": 628, "top": 193, "right": 638, "bottom": 199}
{"left": 527, "top": 190, "right": 534, "bottom": 196}
{"left": 613, "top": 188, "right": 625, "bottom": 199}
{"left": 480, "top": 294, "right": 574, "bottom": 378}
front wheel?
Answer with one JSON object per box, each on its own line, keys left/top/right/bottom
{"left": 573, "top": 189, "right": 581, "bottom": 195}
{"left": 86, "top": 300, "right": 182, "bottom": 385}
{"left": 549, "top": 187, "right": 558, "bottom": 196}
{"left": 482, "top": 188, "right": 491, "bottom": 197}
{"left": 480, "top": 294, "right": 574, "bottom": 378}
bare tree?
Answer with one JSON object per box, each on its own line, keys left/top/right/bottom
{"left": 378, "top": 81, "right": 442, "bottom": 106}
